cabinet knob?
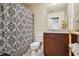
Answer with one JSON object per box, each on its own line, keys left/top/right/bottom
{"left": 65, "top": 41, "right": 69, "bottom": 44}
{"left": 66, "top": 53, "right": 68, "bottom": 56}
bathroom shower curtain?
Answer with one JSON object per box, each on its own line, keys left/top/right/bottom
{"left": 0, "top": 3, "right": 34, "bottom": 56}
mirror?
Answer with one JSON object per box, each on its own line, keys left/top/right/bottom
{"left": 47, "top": 3, "right": 68, "bottom": 31}
{"left": 48, "top": 17, "right": 60, "bottom": 30}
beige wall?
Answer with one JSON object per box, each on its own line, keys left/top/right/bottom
{"left": 73, "top": 4, "right": 79, "bottom": 42}
{"left": 73, "top": 4, "right": 79, "bottom": 30}
{"left": 27, "top": 4, "right": 47, "bottom": 42}
{"left": 67, "top": 3, "right": 79, "bottom": 31}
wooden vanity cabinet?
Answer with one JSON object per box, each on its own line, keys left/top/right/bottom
{"left": 44, "top": 33, "right": 77, "bottom": 56}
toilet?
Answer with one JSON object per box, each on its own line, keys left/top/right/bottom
{"left": 30, "top": 42, "right": 40, "bottom": 56}
{"left": 69, "top": 43, "right": 79, "bottom": 56}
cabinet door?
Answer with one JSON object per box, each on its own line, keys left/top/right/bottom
{"left": 71, "top": 34, "right": 77, "bottom": 43}
{"left": 44, "top": 33, "right": 69, "bottom": 56}
{"left": 50, "top": 34, "right": 69, "bottom": 56}
{"left": 44, "top": 33, "right": 52, "bottom": 56}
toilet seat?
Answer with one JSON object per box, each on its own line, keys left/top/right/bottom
{"left": 30, "top": 42, "right": 40, "bottom": 50}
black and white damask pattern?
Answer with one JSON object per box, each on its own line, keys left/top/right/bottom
{"left": 0, "top": 3, "right": 34, "bottom": 56}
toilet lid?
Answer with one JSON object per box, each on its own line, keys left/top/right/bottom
{"left": 30, "top": 42, "right": 40, "bottom": 46}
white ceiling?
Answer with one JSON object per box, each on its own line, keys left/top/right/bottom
{"left": 24, "top": 3, "right": 68, "bottom": 13}
{"left": 47, "top": 3, "right": 68, "bottom": 13}
{"left": 24, "top": 3, "right": 48, "bottom": 6}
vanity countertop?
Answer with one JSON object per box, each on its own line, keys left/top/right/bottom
{"left": 44, "top": 30, "right": 70, "bottom": 33}
{"left": 71, "top": 32, "right": 79, "bottom": 35}
{"left": 44, "top": 30, "right": 79, "bottom": 35}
